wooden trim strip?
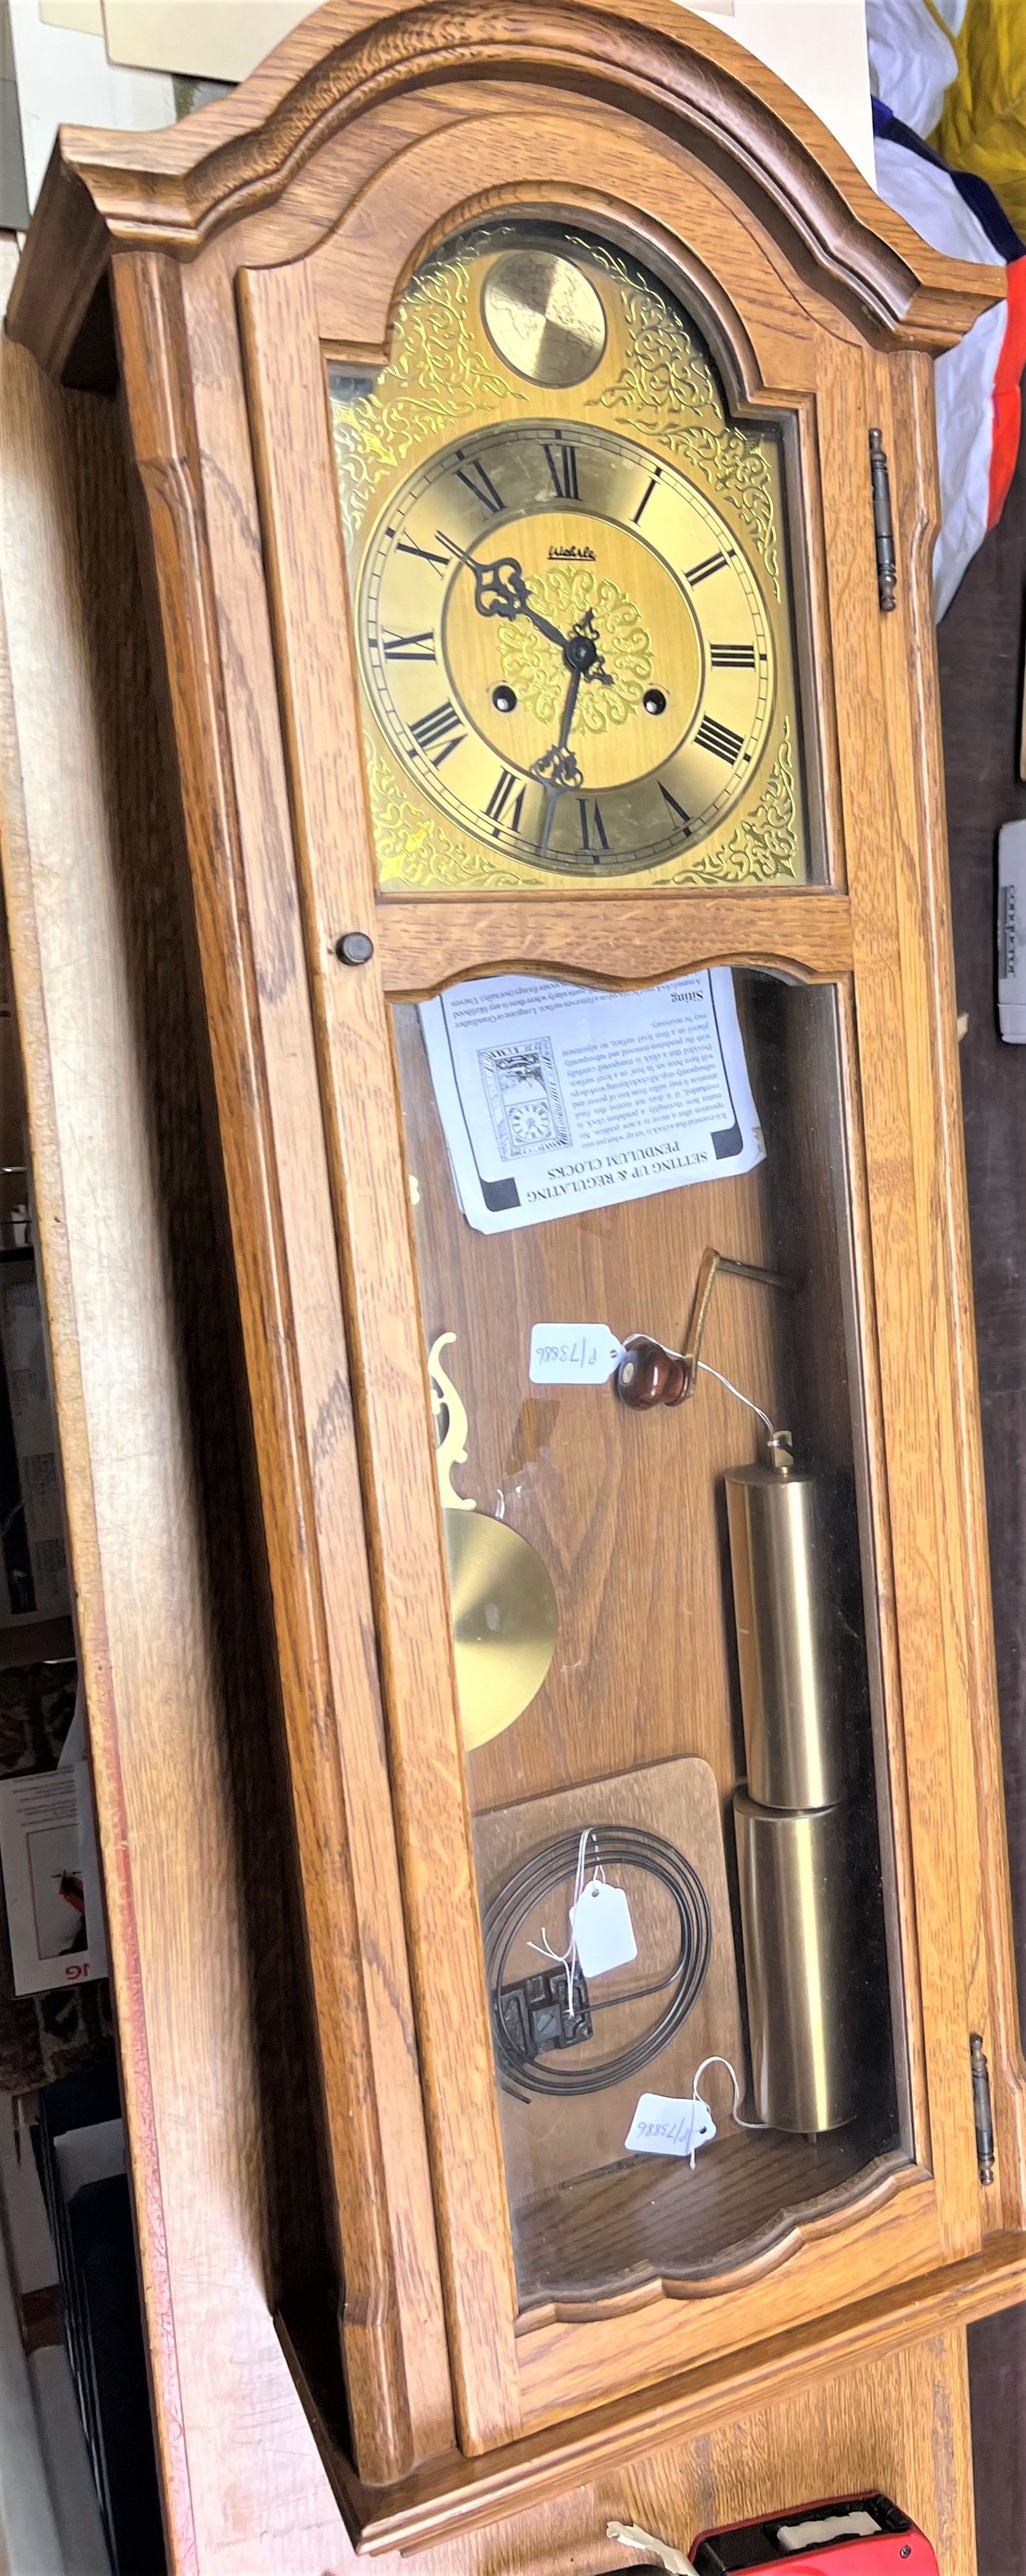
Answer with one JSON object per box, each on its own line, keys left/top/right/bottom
{"left": 0, "top": 259, "right": 199, "bottom": 2576}
{"left": 811, "top": 345, "right": 983, "bottom": 2260}
{"left": 238, "top": 254, "right": 523, "bottom": 2457}
{"left": 376, "top": 892, "right": 852, "bottom": 998}
{"left": 514, "top": 2153, "right": 919, "bottom": 2327}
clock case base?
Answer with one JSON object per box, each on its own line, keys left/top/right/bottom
{"left": 275, "top": 2234, "right": 1026, "bottom": 2556}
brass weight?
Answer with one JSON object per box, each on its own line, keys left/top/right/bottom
{"left": 733, "top": 1792, "right": 860, "bottom": 2133}
{"left": 726, "top": 1459, "right": 850, "bottom": 1810}
{"left": 728, "top": 1454, "right": 861, "bottom": 2132}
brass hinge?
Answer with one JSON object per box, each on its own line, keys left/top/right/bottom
{"left": 869, "top": 428, "right": 897, "bottom": 613}
{"left": 971, "top": 2032, "right": 995, "bottom": 2184}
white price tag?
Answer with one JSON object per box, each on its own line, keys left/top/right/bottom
{"left": 530, "top": 1324, "right": 624, "bottom": 1385}
{"left": 624, "top": 2093, "right": 717, "bottom": 2160}
{"left": 569, "top": 1879, "right": 637, "bottom": 1977}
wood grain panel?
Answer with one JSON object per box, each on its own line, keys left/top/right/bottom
{"left": 309, "top": 111, "right": 825, "bottom": 393}
{"left": 512, "top": 2133, "right": 904, "bottom": 2313}
{"left": 0, "top": 245, "right": 331, "bottom": 2575}
{"left": 514, "top": 2182, "right": 941, "bottom": 2434}
{"left": 808, "top": 340, "right": 986, "bottom": 2259}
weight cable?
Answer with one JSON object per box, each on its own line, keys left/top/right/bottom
{"left": 483, "top": 1822, "right": 712, "bottom": 2099}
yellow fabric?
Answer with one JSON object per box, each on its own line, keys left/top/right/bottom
{"left": 935, "top": 0, "right": 1026, "bottom": 240}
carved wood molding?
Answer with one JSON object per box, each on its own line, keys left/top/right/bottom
{"left": 516, "top": 2154, "right": 919, "bottom": 2328}
{"left": 8, "top": 0, "right": 1002, "bottom": 384}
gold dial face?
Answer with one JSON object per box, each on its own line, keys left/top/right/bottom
{"left": 330, "top": 227, "right": 810, "bottom": 893}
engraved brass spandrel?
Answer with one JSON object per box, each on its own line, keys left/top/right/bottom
{"left": 364, "top": 723, "right": 798, "bottom": 896}
{"left": 332, "top": 247, "right": 528, "bottom": 548}
{"left": 579, "top": 240, "right": 781, "bottom": 600}
{"left": 364, "top": 739, "right": 530, "bottom": 892}
{"left": 661, "top": 723, "right": 798, "bottom": 889}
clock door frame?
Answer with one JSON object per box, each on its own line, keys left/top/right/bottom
{"left": 17, "top": 0, "right": 1023, "bottom": 2499}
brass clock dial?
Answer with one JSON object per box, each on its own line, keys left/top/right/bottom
{"left": 330, "top": 225, "right": 811, "bottom": 893}
{"left": 359, "top": 420, "right": 772, "bottom": 876}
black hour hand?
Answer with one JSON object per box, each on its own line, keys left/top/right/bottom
{"left": 474, "top": 555, "right": 530, "bottom": 621}
{"left": 437, "top": 536, "right": 528, "bottom": 622}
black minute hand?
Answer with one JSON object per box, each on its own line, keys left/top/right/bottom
{"left": 532, "top": 664, "right": 583, "bottom": 794}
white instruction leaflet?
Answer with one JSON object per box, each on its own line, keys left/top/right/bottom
{"left": 419, "top": 969, "right": 763, "bottom": 1235}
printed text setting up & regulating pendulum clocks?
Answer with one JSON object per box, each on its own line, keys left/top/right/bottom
{"left": 10, "top": 0, "right": 1026, "bottom": 2550}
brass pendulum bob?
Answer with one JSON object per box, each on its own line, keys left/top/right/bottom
{"left": 429, "top": 1334, "right": 558, "bottom": 1752}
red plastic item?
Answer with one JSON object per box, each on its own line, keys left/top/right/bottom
{"left": 689, "top": 2494, "right": 938, "bottom": 2576}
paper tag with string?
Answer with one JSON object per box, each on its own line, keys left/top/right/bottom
{"left": 569, "top": 1876, "right": 637, "bottom": 1977}
{"left": 624, "top": 2092, "right": 717, "bottom": 2161}
{"left": 530, "top": 1826, "right": 636, "bottom": 1999}
{"left": 529, "top": 1324, "right": 624, "bottom": 1384}
{"left": 625, "top": 2058, "right": 760, "bottom": 2165}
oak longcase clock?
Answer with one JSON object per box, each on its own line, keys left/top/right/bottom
{"left": 11, "top": 0, "right": 1026, "bottom": 2552}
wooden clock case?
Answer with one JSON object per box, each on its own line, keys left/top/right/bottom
{"left": 8, "top": 0, "right": 1026, "bottom": 2550}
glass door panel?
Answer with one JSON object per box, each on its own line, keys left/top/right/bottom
{"left": 393, "top": 967, "right": 908, "bottom": 2305}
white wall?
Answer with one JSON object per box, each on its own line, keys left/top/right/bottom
{"left": 709, "top": 2, "right": 874, "bottom": 182}
{"left": 40, "top": 0, "right": 873, "bottom": 188}
{"left": 10, "top": 0, "right": 173, "bottom": 208}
